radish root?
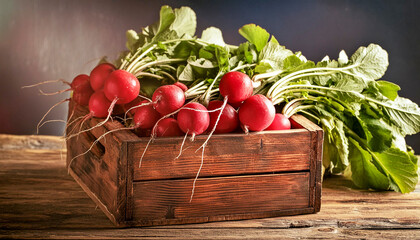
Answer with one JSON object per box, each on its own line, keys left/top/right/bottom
{"left": 65, "top": 98, "right": 118, "bottom": 140}
{"left": 68, "top": 126, "right": 135, "bottom": 173}
{"left": 21, "top": 79, "right": 71, "bottom": 89}
{"left": 39, "top": 88, "right": 71, "bottom": 96}
{"left": 190, "top": 96, "right": 227, "bottom": 202}
{"left": 37, "top": 98, "right": 70, "bottom": 134}
{"left": 175, "top": 130, "right": 189, "bottom": 160}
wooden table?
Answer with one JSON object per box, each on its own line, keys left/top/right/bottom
{"left": 0, "top": 134, "right": 419, "bottom": 239}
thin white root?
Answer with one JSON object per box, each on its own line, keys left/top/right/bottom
{"left": 138, "top": 95, "right": 153, "bottom": 102}
{"left": 37, "top": 98, "right": 69, "bottom": 134}
{"left": 65, "top": 98, "right": 118, "bottom": 140}
{"left": 124, "top": 101, "right": 153, "bottom": 121}
{"left": 66, "top": 115, "right": 85, "bottom": 136}
{"left": 196, "top": 96, "right": 227, "bottom": 152}
{"left": 190, "top": 144, "right": 205, "bottom": 203}
{"left": 189, "top": 96, "right": 227, "bottom": 202}
{"left": 175, "top": 130, "right": 189, "bottom": 160}
{"left": 21, "top": 79, "right": 71, "bottom": 89}
{"left": 38, "top": 119, "right": 67, "bottom": 129}
{"left": 67, "top": 126, "right": 135, "bottom": 174}
{"left": 139, "top": 136, "right": 154, "bottom": 168}
{"left": 39, "top": 88, "right": 71, "bottom": 96}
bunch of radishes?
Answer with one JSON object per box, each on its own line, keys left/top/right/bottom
{"left": 67, "top": 62, "right": 293, "bottom": 139}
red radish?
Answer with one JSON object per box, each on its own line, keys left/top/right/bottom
{"left": 207, "top": 100, "right": 239, "bottom": 134}
{"left": 177, "top": 102, "right": 210, "bottom": 136}
{"left": 103, "top": 70, "right": 140, "bottom": 105}
{"left": 71, "top": 74, "right": 94, "bottom": 106}
{"left": 239, "top": 94, "right": 275, "bottom": 132}
{"left": 123, "top": 96, "right": 144, "bottom": 115}
{"left": 290, "top": 118, "right": 303, "bottom": 129}
{"left": 155, "top": 118, "right": 183, "bottom": 137}
{"left": 88, "top": 90, "right": 113, "bottom": 118}
{"left": 152, "top": 85, "right": 185, "bottom": 116}
{"left": 174, "top": 82, "right": 188, "bottom": 92}
{"left": 133, "top": 100, "right": 161, "bottom": 129}
{"left": 265, "top": 113, "right": 291, "bottom": 130}
{"left": 219, "top": 71, "right": 253, "bottom": 104}
{"left": 89, "top": 63, "right": 116, "bottom": 91}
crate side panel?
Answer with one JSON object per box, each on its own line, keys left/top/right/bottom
{"left": 132, "top": 131, "right": 312, "bottom": 181}
{"left": 132, "top": 172, "right": 309, "bottom": 222}
{"left": 66, "top": 101, "right": 129, "bottom": 225}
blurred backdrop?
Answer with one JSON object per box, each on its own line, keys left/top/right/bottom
{"left": 0, "top": 0, "right": 419, "bottom": 151}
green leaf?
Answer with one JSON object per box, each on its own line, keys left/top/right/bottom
{"left": 255, "top": 37, "right": 293, "bottom": 73}
{"left": 378, "top": 96, "right": 420, "bottom": 136}
{"left": 375, "top": 147, "right": 418, "bottom": 193}
{"left": 170, "top": 6, "right": 196, "bottom": 37}
{"left": 359, "top": 113, "right": 393, "bottom": 152}
{"left": 238, "top": 24, "right": 270, "bottom": 52}
{"left": 348, "top": 138, "right": 390, "bottom": 190}
{"left": 151, "top": 6, "right": 176, "bottom": 41}
{"left": 173, "top": 41, "right": 196, "bottom": 59}
{"left": 178, "top": 64, "right": 194, "bottom": 81}
{"left": 126, "top": 30, "right": 139, "bottom": 52}
{"left": 199, "top": 48, "right": 215, "bottom": 60}
{"left": 201, "top": 27, "right": 226, "bottom": 47}
{"left": 376, "top": 80, "right": 400, "bottom": 101}
{"left": 349, "top": 43, "right": 389, "bottom": 81}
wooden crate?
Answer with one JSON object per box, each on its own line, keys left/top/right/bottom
{"left": 66, "top": 100, "right": 323, "bottom": 227}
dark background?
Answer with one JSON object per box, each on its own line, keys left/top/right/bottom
{"left": 0, "top": 0, "right": 419, "bottom": 151}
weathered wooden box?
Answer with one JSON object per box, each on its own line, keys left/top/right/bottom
{"left": 66, "top": 100, "right": 323, "bottom": 227}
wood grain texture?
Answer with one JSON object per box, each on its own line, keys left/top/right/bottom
{"left": 132, "top": 173, "right": 310, "bottom": 226}
{"left": 292, "top": 115, "right": 324, "bottom": 212}
{"left": 1, "top": 134, "right": 419, "bottom": 239}
{"left": 66, "top": 102, "right": 323, "bottom": 226}
{"left": 66, "top": 102, "right": 137, "bottom": 225}
{"left": 130, "top": 130, "right": 311, "bottom": 181}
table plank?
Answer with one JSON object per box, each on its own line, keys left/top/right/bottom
{"left": 0, "top": 134, "right": 419, "bottom": 239}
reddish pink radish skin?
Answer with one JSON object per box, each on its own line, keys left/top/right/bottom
{"left": 290, "top": 118, "right": 303, "bottom": 129}
{"left": 89, "top": 63, "right": 115, "bottom": 91}
{"left": 219, "top": 71, "right": 253, "bottom": 105}
{"left": 239, "top": 94, "right": 275, "bottom": 131}
{"left": 207, "top": 100, "right": 239, "bottom": 134}
{"left": 71, "top": 74, "right": 93, "bottom": 106}
{"left": 155, "top": 118, "right": 183, "bottom": 137}
{"left": 123, "top": 96, "right": 144, "bottom": 115}
{"left": 265, "top": 113, "right": 291, "bottom": 130}
{"left": 173, "top": 82, "right": 188, "bottom": 92}
{"left": 177, "top": 102, "right": 210, "bottom": 136}
{"left": 152, "top": 85, "right": 185, "bottom": 116}
{"left": 133, "top": 100, "right": 161, "bottom": 129}
{"left": 88, "top": 90, "right": 112, "bottom": 118}
{"left": 104, "top": 70, "right": 140, "bottom": 105}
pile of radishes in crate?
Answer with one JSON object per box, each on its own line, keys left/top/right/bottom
{"left": 36, "top": 6, "right": 419, "bottom": 193}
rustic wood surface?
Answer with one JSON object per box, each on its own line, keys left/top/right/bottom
{"left": 1, "top": 134, "right": 419, "bottom": 239}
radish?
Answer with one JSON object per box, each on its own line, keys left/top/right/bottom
{"left": 207, "top": 100, "right": 239, "bottom": 134}
{"left": 173, "top": 82, "right": 188, "bottom": 92}
{"left": 88, "top": 90, "right": 113, "bottom": 118}
{"left": 239, "top": 94, "right": 276, "bottom": 132}
{"left": 71, "top": 74, "right": 94, "bottom": 106}
{"left": 123, "top": 96, "right": 144, "bottom": 115}
{"left": 155, "top": 118, "right": 183, "bottom": 137}
{"left": 265, "top": 113, "right": 291, "bottom": 130}
{"left": 177, "top": 102, "right": 210, "bottom": 137}
{"left": 152, "top": 84, "right": 185, "bottom": 116}
{"left": 103, "top": 69, "right": 140, "bottom": 105}
{"left": 219, "top": 71, "right": 253, "bottom": 105}
{"left": 32, "top": 74, "right": 96, "bottom": 133}
{"left": 133, "top": 100, "right": 161, "bottom": 129}
{"left": 89, "top": 63, "right": 116, "bottom": 91}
